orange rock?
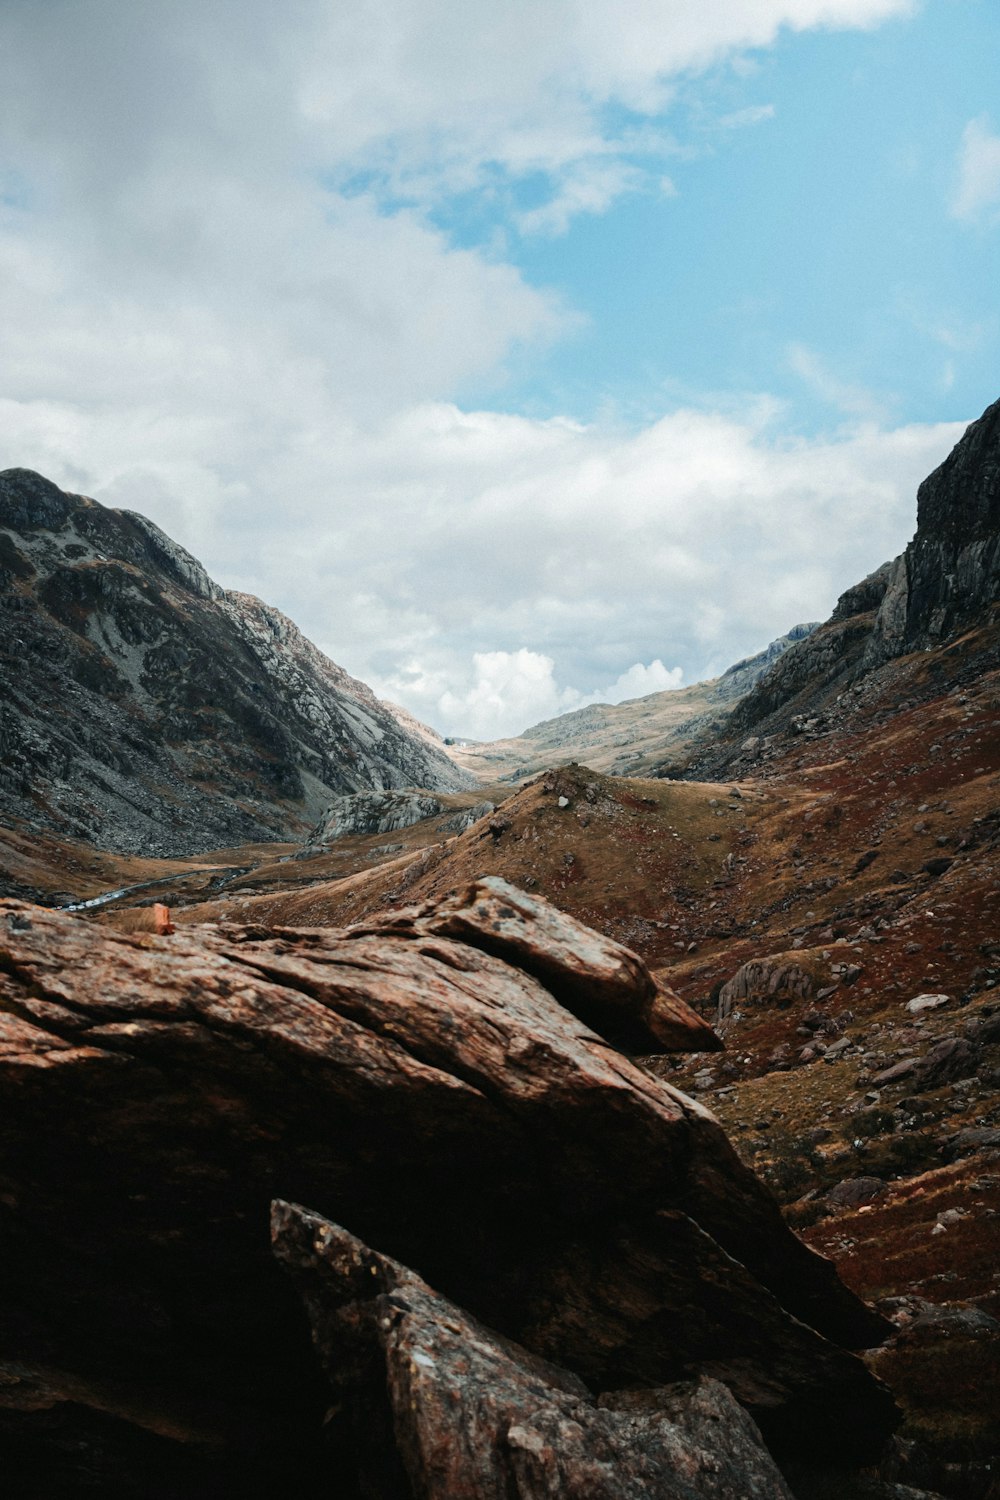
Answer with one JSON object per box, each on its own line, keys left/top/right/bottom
{"left": 152, "top": 902, "right": 174, "bottom": 935}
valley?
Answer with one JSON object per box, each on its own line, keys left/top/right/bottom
{"left": 0, "top": 401, "right": 998, "bottom": 1498}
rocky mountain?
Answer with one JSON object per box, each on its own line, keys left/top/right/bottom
{"left": 684, "top": 397, "right": 1000, "bottom": 778}
{"left": 449, "top": 624, "right": 818, "bottom": 784}
{"left": 0, "top": 469, "right": 471, "bottom": 856}
{"left": 867, "top": 393, "right": 1000, "bottom": 664}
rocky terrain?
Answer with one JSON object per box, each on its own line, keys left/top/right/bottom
{"left": 0, "top": 468, "right": 470, "bottom": 859}
{"left": 0, "top": 401, "right": 997, "bottom": 1496}
{"left": 0, "top": 887, "right": 898, "bottom": 1497}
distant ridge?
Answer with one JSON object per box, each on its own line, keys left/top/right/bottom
{"left": 447, "top": 623, "right": 819, "bottom": 784}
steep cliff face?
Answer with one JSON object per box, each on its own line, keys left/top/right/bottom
{"left": 0, "top": 469, "right": 471, "bottom": 855}
{"left": 866, "top": 394, "right": 1000, "bottom": 663}
{"left": 693, "top": 398, "right": 999, "bottom": 770}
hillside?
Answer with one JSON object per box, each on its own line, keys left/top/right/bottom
{"left": 685, "top": 397, "right": 1000, "bottom": 780}
{"left": 450, "top": 624, "right": 817, "bottom": 783}
{"left": 0, "top": 469, "right": 471, "bottom": 857}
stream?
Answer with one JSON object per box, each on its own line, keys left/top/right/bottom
{"left": 59, "top": 866, "right": 251, "bottom": 912}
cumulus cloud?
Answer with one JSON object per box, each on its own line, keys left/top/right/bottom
{"left": 604, "top": 660, "right": 685, "bottom": 701}
{"left": 951, "top": 116, "right": 1000, "bottom": 225}
{"left": 374, "top": 649, "right": 686, "bottom": 741}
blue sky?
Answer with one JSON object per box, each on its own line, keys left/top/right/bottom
{"left": 456, "top": 0, "right": 998, "bottom": 430}
{"left": 0, "top": 0, "right": 997, "bottom": 737}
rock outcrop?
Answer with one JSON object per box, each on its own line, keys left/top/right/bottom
{"left": 272, "top": 1201, "right": 797, "bottom": 1500}
{"left": 308, "top": 790, "right": 445, "bottom": 843}
{"left": 866, "top": 394, "right": 1000, "bottom": 664}
{"left": 0, "top": 885, "right": 895, "bottom": 1493}
{"left": 687, "top": 396, "right": 1000, "bottom": 773}
{"left": 0, "top": 468, "right": 471, "bottom": 856}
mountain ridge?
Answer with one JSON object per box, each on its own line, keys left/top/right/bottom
{"left": 0, "top": 468, "right": 471, "bottom": 856}
{"left": 682, "top": 396, "right": 1000, "bottom": 778}
{"left": 448, "top": 623, "right": 819, "bottom": 783}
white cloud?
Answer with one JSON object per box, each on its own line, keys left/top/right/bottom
{"left": 604, "top": 660, "right": 685, "bottom": 702}
{"left": 441, "top": 650, "right": 581, "bottom": 741}
{"left": 951, "top": 116, "right": 1000, "bottom": 225}
{"left": 788, "top": 343, "right": 892, "bottom": 421}
{"left": 716, "top": 104, "right": 776, "bottom": 130}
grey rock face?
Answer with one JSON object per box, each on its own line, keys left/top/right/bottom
{"left": 273, "top": 1201, "right": 798, "bottom": 1500}
{"left": 867, "top": 395, "right": 1000, "bottom": 664}
{"left": 309, "top": 790, "right": 445, "bottom": 842}
{"left": 689, "top": 396, "right": 1000, "bottom": 770}
{"left": 0, "top": 468, "right": 471, "bottom": 855}
{"left": 713, "top": 622, "right": 820, "bottom": 703}
{"left": 717, "top": 956, "right": 817, "bottom": 1026}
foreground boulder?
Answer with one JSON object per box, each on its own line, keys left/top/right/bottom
{"left": 272, "top": 1200, "right": 797, "bottom": 1500}
{"left": 0, "top": 885, "right": 895, "bottom": 1492}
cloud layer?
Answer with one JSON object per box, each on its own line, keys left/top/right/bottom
{"left": 0, "top": 0, "right": 966, "bottom": 740}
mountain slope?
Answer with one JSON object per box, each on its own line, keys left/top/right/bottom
{"left": 450, "top": 624, "right": 818, "bottom": 783}
{"left": 683, "top": 398, "right": 1000, "bottom": 779}
{"left": 0, "top": 468, "right": 471, "bottom": 855}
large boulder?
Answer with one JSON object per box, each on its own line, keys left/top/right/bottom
{"left": 307, "top": 790, "right": 444, "bottom": 843}
{"left": 0, "top": 886, "right": 895, "bottom": 1491}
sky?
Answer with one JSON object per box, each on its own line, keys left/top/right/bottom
{"left": 1, "top": 0, "right": 997, "bottom": 740}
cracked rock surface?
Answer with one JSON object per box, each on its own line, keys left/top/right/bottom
{"left": 272, "top": 1199, "right": 798, "bottom": 1500}
{"left": 0, "top": 888, "right": 896, "bottom": 1493}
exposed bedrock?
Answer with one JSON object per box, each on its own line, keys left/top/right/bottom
{"left": 272, "top": 1200, "right": 798, "bottom": 1500}
{"left": 0, "top": 882, "right": 895, "bottom": 1489}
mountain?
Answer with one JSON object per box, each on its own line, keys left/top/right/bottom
{"left": 1, "top": 406, "right": 997, "bottom": 1496}
{"left": 449, "top": 624, "right": 818, "bottom": 783}
{"left": 0, "top": 469, "right": 471, "bottom": 856}
{"left": 684, "top": 397, "right": 1000, "bottom": 778}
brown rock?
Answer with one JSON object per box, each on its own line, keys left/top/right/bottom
{"left": 824, "top": 1177, "right": 889, "bottom": 1211}
{"left": 0, "top": 895, "right": 893, "bottom": 1482}
{"left": 913, "top": 1037, "right": 978, "bottom": 1091}
{"left": 373, "top": 876, "right": 723, "bottom": 1053}
{"left": 871, "top": 1058, "right": 918, "bottom": 1088}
